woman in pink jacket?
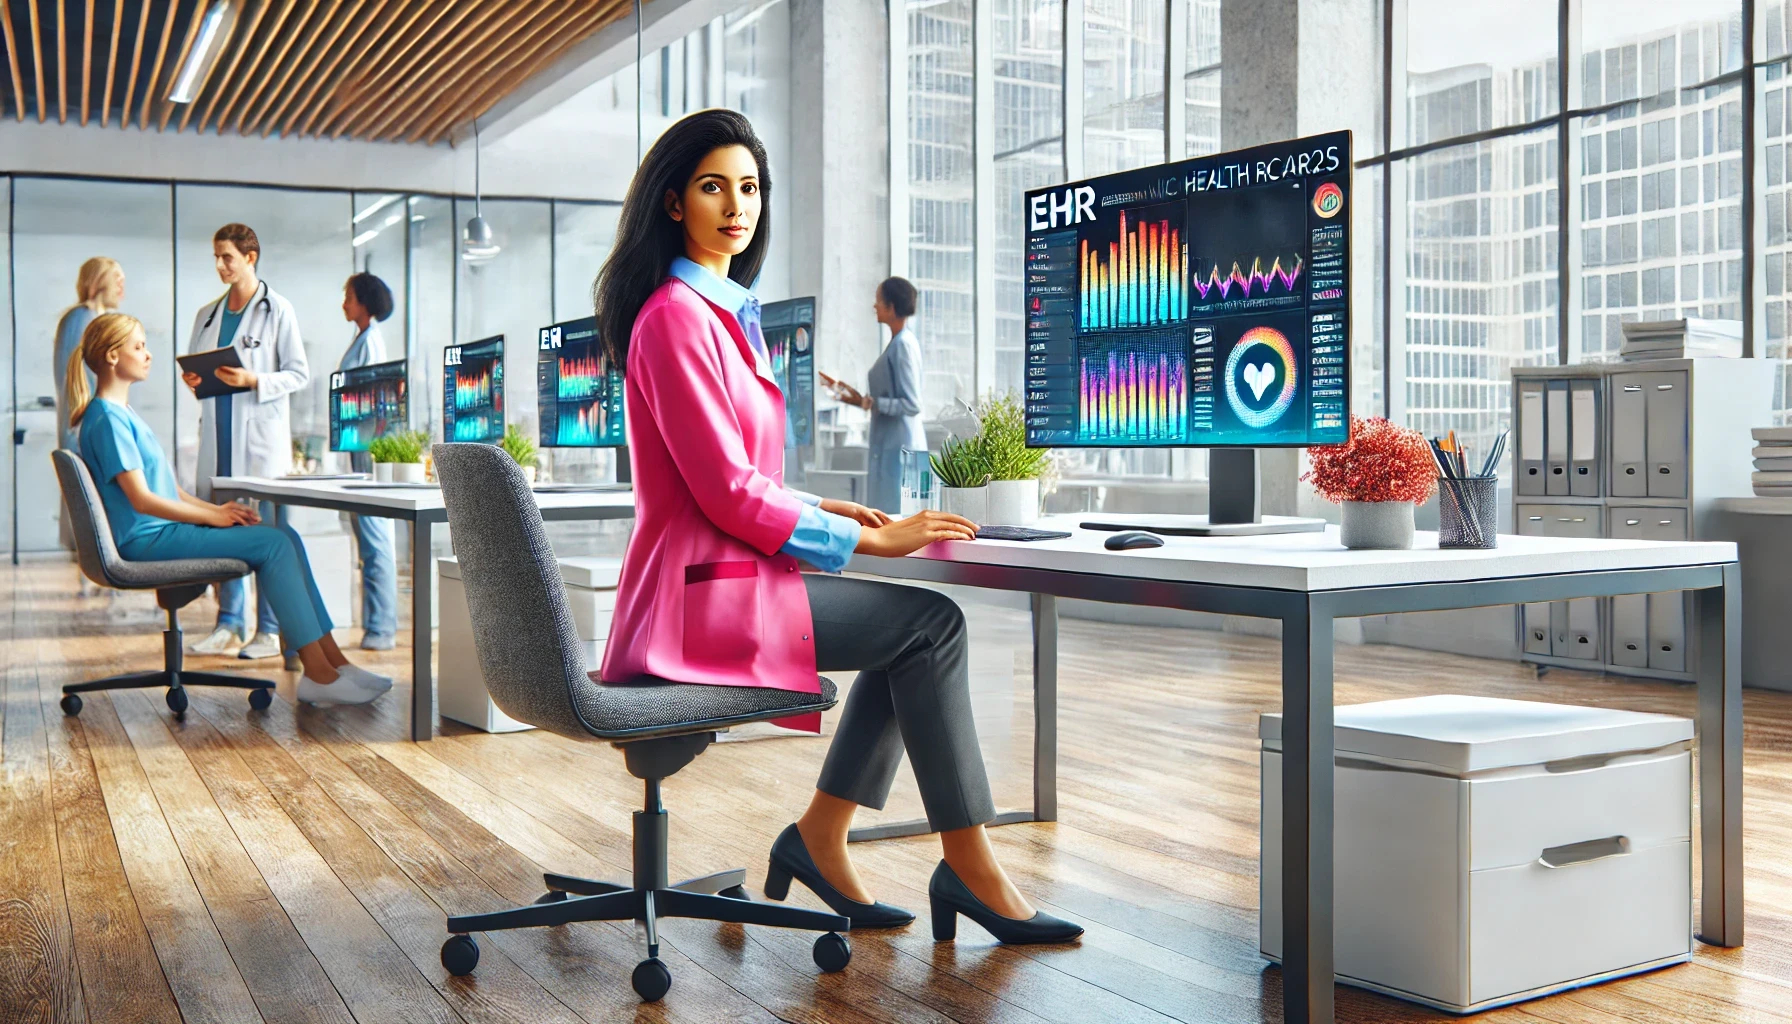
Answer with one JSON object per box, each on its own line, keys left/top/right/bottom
{"left": 593, "top": 110, "right": 1079, "bottom": 946}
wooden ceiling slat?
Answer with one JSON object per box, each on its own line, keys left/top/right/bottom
{"left": 385, "top": 0, "right": 568, "bottom": 143}
{"left": 0, "top": 0, "right": 21, "bottom": 122}
{"left": 317, "top": 0, "right": 460, "bottom": 138}
{"left": 100, "top": 0, "right": 120, "bottom": 126}
{"left": 295, "top": 0, "right": 423, "bottom": 136}
{"left": 195, "top": 0, "right": 271, "bottom": 132}
{"left": 55, "top": 0, "right": 65, "bottom": 121}
{"left": 211, "top": 0, "right": 299, "bottom": 132}
{"left": 140, "top": 0, "right": 184, "bottom": 129}
{"left": 355, "top": 0, "right": 536, "bottom": 141}
{"left": 25, "top": 0, "right": 44, "bottom": 122}
{"left": 119, "top": 0, "right": 152, "bottom": 129}
{"left": 234, "top": 0, "right": 322, "bottom": 134}
{"left": 158, "top": 0, "right": 208, "bottom": 131}
{"left": 80, "top": 0, "right": 93, "bottom": 124}
{"left": 419, "top": 0, "right": 627, "bottom": 146}
{"left": 280, "top": 0, "right": 391, "bottom": 137}
{"left": 257, "top": 0, "right": 353, "bottom": 136}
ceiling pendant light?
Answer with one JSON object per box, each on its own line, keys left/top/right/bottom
{"left": 462, "top": 120, "right": 502, "bottom": 263}
{"left": 169, "top": 1, "right": 237, "bottom": 104}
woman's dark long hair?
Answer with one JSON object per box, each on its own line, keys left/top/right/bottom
{"left": 593, "top": 109, "right": 772, "bottom": 372}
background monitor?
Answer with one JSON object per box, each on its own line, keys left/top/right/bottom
{"left": 1022, "top": 129, "right": 1351, "bottom": 449}
{"left": 762, "top": 297, "right": 816, "bottom": 447}
{"left": 537, "top": 317, "right": 625, "bottom": 447}
{"left": 329, "top": 358, "right": 409, "bottom": 453}
{"left": 443, "top": 335, "right": 505, "bottom": 443}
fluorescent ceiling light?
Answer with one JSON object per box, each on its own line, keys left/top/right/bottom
{"left": 354, "top": 194, "right": 403, "bottom": 225}
{"left": 352, "top": 229, "right": 380, "bottom": 248}
{"left": 169, "top": 1, "right": 236, "bottom": 104}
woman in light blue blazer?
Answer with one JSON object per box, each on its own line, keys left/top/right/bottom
{"left": 339, "top": 272, "right": 397, "bottom": 649}
{"left": 826, "top": 277, "right": 926, "bottom": 513}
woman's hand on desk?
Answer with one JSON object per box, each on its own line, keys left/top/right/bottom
{"left": 819, "top": 498, "right": 894, "bottom": 528}
{"left": 854, "top": 509, "right": 977, "bottom": 557}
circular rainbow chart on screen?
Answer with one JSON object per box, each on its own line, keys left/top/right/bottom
{"left": 1224, "top": 326, "right": 1299, "bottom": 428}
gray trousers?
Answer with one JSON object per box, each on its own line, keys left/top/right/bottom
{"left": 806, "top": 574, "right": 996, "bottom": 832}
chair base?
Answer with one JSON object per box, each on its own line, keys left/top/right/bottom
{"left": 59, "top": 606, "right": 274, "bottom": 717}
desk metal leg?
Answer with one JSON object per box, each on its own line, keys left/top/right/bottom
{"left": 410, "top": 517, "right": 434, "bottom": 742}
{"left": 1695, "top": 563, "right": 1743, "bottom": 947}
{"left": 847, "top": 591, "right": 1058, "bottom": 843}
{"left": 1282, "top": 599, "right": 1335, "bottom": 1024}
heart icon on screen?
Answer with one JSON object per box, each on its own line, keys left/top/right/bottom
{"left": 1243, "top": 361, "right": 1275, "bottom": 402}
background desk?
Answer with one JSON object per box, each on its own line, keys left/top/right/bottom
{"left": 211, "top": 476, "right": 636, "bottom": 741}
{"left": 849, "top": 515, "right": 1742, "bottom": 1024}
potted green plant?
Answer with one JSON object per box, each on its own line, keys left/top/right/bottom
{"left": 929, "top": 434, "right": 989, "bottom": 522}
{"left": 976, "top": 393, "right": 1051, "bottom": 526}
{"left": 500, "top": 423, "right": 540, "bottom": 485}
{"left": 369, "top": 430, "right": 427, "bottom": 483}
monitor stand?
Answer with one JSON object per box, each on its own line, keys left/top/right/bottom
{"left": 1079, "top": 448, "right": 1328, "bottom": 537}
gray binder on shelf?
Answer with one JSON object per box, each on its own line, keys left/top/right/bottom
{"left": 1570, "top": 380, "right": 1599, "bottom": 496}
{"left": 1545, "top": 381, "right": 1570, "bottom": 496}
{"left": 1611, "top": 376, "right": 1647, "bottom": 496}
{"left": 1611, "top": 595, "right": 1649, "bottom": 668}
{"left": 1645, "top": 373, "right": 1687, "bottom": 498}
{"left": 1518, "top": 381, "right": 1545, "bottom": 495}
{"left": 1647, "top": 593, "right": 1686, "bottom": 673}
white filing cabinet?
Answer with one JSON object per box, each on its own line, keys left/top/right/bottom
{"left": 1512, "top": 359, "right": 1769, "bottom": 681}
{"left": 1261, "top": 695, "right": 1693, "bottom": 1013}
{"left": 437, "top": 555, "right": 619, "bottom": 733}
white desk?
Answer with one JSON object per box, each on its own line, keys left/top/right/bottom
{"left": 849, "top": 514, "right": 1743, "bottom": 1024}
{"left": 210, "top": 476, "right": 636, "bottom": 742}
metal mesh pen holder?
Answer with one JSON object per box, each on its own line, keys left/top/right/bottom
{"left": 1437, "top": 476, "right": 1499, "bottom": 549}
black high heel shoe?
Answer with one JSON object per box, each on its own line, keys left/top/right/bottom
{"left": 764, "top": 824, "right": 916, "bottom": 928}
{"left": 929, "top": 860, "right": 1083, "bottom": 944}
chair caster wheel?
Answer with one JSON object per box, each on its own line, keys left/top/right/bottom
{"left": 165, "top": 687, "right": 189, "bottom": 714}
{"left": 248, "top": 688, "right": 273, "bottom": 711}
{"left": 441, "top": 934, "right": 479, "bottom": 976}
{"left": 813, "top": 931, "right": 851, "bottom": 973}
{"left": 534, "top": 890, "right": 567, "bottom": 904}
{"left": 632, "top": 957, "right": 671, "bottom": 1001}
{"left": 60, "top": 694, "right": 83, "bottom": 717}
{"left": 718, "top": 885, "right": 750, "bottom": 901}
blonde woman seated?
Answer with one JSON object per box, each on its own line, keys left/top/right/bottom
{"left": 67, "top": 312, "right": 389, "bottom": 705}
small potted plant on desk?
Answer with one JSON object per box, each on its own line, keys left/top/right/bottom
{"left": 930, "top": 434, "right": 990, "bottom": 522}
{"left": 369, "top": 431, "right": 428, "bottom": 483}
{"left": 1303, "top": 415, "right": 1438, "bottom": 550}
{"left": 979, "top": 393, "right": 1050, "bottom": 526}
{"left": 500, "top": 423, "right": 540, "bottom": 485}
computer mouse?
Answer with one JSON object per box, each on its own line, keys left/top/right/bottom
{"left": 1103, "top": 530, "right": 1165, "bottom": 551}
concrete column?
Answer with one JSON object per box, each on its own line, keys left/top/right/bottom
{"left": 788, "top": 0, "right": 891, "bottom": 386}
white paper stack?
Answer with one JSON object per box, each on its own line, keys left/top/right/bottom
{"left": 1753, "top": 427, "right": 1792, "bottom": 495}
{"left": 1620, "top": 318, "right": 1743, "bottom": 361}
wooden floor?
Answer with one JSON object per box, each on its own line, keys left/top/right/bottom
{"left": 8, "top": 562, "right": 1792, "bottom": 1023}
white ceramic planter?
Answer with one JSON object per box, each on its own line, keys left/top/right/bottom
{"left": 374, "top": 462, "right": 394, "bottom": 483}
{"left": 391, "top": 462, "right": 425, "bottom": 484}
{"left": 985, "top": 478, "right": 1040, "bottom": 526}
{"left": 938, "top": 486, "right": 988, "bottom": 523}
{"left": 521, "top": 465, "right": 538, "bottom": 485}
{"left": 1340, "top": 500, "right": 1415, "bottom": 549}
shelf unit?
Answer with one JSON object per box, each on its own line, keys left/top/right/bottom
{"left": 1510, "top": 358, "right": 1770, "bottom": 681}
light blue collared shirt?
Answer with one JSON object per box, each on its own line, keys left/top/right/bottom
{"left": 668, "top": 258, "right": 859, "bottom": 572}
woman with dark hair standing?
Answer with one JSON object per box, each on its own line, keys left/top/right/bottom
{"left": 594, "top": 109, "right": 1079, "bottom": 945}
{"left": 822, "top": 276, "right": 925, "bottom": 514}
{"left": 340, "top": 272, "right": 397, "bottom": 649}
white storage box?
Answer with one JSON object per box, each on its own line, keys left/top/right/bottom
{"left": 438, "top": 555, "right": 619, "bottom": 733}
{"left": 1261, "top": 695, "right": 1692, "bottom": 1013}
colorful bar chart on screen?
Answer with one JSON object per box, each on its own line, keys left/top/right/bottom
{"left": 537, "top": 317, "right": 626, "bottom": 447}
{"left": 1076, "top": 331, "right": 1190, "bottom": 444}
{"left": 442, "top": 336, "right": 504, "bottom": 444}
{"left": 1079, "top": 203, "right": 1186, "bottom": 331}
{"left": 329, "top": 358, "right": 409, "bottom": 453}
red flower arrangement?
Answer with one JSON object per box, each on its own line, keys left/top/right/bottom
{"left": 1303, "top": 416, "right": 1439, "bottom": 505}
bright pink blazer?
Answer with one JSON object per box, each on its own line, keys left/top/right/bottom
{"left": 597, "top": 277, "right": 822, "bottom": 731}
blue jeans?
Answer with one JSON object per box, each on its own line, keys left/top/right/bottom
{"left": 125, "top": 518, "right": 333, "bottom": 650}
{"left": 216, "top": 501, "right": 287, "bottom": 637}
{"left": 352, "top": 514, "right": 396, "bottom": 638}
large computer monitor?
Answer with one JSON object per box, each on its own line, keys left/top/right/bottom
{"left": 443, "top": 335, "right": 504, "bottom": 443}
{"left": 536, "top": 317, "right": 625, "bottom": 448}
{"left": 763, "top": 297, "right": 815, "bottom": 447}
{"left": 329, "top": 358, "right": 408, "bottom": 453}
{"left": 1023, "top": 130, "right": 1351, "bottom": 451}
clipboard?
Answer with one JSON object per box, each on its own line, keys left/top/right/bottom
{"left": 176, "top": 347, "right": 252, "bottom": 399}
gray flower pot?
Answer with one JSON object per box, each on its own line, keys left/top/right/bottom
{"left": 1340, "top": 500, "right": 1415, "bottom": 550}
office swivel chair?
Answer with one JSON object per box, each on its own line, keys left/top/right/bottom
{"left": 431, "top": 443, "right": 850, "bottom": 1003}
{"left": 51, "top": 449, "right": 274, "bottom": 716}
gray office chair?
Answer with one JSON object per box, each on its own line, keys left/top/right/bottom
{"left": 51, "top": 449, "right": 274, "bottom": 716}
{"left": 430, "top": 442, "right": 850, "bottom": 1003}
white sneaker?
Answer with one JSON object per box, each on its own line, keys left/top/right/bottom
{"left": 238, "top": 632, "right": 284, "bottom": 660}
{"left": 296, "top": 672, "right": 386, "bottom": 706}
{"left": 338, "top": 664, "right": 394, "bottom": 693}
{"left": 189, "top": 626, "right": 244, "bottom": 655}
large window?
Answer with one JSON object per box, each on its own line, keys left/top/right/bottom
{"left": 993, "top": 0, "right": 1064, "bottom": 395}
